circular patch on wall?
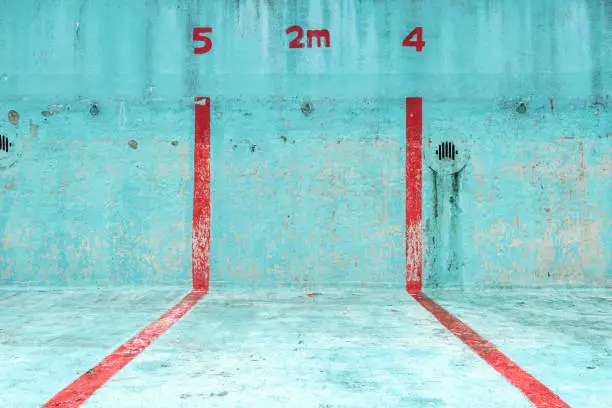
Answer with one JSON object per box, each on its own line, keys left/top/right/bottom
{"left": 8, "top": 110, "right": 20, "bottom": 126}
{"left": 424, "top": 136, "right": 471, "bottom": 175}
{"left": 0, "top": 122, "right": 24, "bottom": 170}
{"left": 300, "top": 101, "right": 314, "bottom": 116}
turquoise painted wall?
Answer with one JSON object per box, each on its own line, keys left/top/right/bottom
{"left": 0, "top": 0, "right": 610, "bottom": 287}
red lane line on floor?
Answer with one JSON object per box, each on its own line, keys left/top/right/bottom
{"left": 405, "top": 97, "right": 422, "bottom": 293}
{"left": 43, "top": 290, "right": 206, "bottom": 408}
{"left": 410, "top": 292, "right": 570, "bottom": 408}
{"left": 193, "top": 96, "right": 211, "bottom": 292}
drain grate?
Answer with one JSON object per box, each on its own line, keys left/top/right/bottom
{"left": 0, "top": 125, "right": 22, "bottom": 169}
{"left": 436, "top": 141, "right": 457, "bottom": 161}
{"left": 0, "top": 134, "right": 12, "bottom": 153}
{"left": 425, "top": 138, "right": 470, "bottom": 175}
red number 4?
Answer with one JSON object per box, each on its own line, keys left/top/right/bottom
{"left": 193, "top": 27, "right": 213, "bottom": 54}
{"left": 403, "top": 27, "right": 425, "bottom": 52}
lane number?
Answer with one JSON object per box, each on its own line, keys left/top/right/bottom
{"left": 402, "top": 27, "right": 425, "bottom": 52}
{"left": 193, "top": 27, "right": 213, "bottom": 54}
{"left": 193, "top": 26, "right": 424, "bottom": 53}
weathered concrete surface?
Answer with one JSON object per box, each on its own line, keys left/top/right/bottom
{"left": 1, "top": 96, "right": 608, "bottom": 287}
{"left": 2, "top": 287, "right": 610, "bottom": 406}
{"left": 1, "top": 0, "right": 611, "bottom": 100}
{"left": 81, "top": 289, "right": 534, "bottom": 408}
{"left": 0, "top": 0, "right": 610, "bottom": 287}
{"left": 211, "top": 98, "right": 405, "bottom": 287}
{"left": 428, "top": 288, "right": 612, "bottom": 408}
{"left": 0, "top": 287, "right": 187, "bottom": 407}
{"left": 422, "top": 101, "right": 612, "bottom": 288}
{"left": 0, "top": 103, "right": 194, "bottom": 285}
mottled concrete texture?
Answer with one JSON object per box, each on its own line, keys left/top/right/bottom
{"left": 0, "top": 1, "right": 610, "bottom": 407}
{"left": 0, "top": 287, "right": 188, "bottom": 407}
{"left": 0, "top": 0, "right": 610, "bottom": 287}
{"left": 428, "top": 289, "right": 612, "bottom": 408}
{"left": 2, "top": 288, "right": 611, "bottom": 406}
{"left": 81, "top": 289, "right": 534, "bottom": 408}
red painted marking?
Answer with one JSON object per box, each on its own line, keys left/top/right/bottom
{"left": 286, "top": 25, "right": 331, "bottom": 48}
{"left": 193, "top": 27, "right": 213, "bottom": 54}
{"left": 402, "top": 27, "right": 426, "bottom": 52}
{"left": 43, "top": 291, "right": 205, "bottom": 408}
{"left": 405, "top": 98, "right": 422, "bottom": 293}
{"left": 306, "top": 29, "right": 331, "bottom": 48}
{"left": 286, "top": 25, "right": 305, "bottom": 49}
{"left": 410, "top": 292, "right": 570, "bottom": 408}
{"left": 193, "top": 97, "right": 211, "bottom": 292}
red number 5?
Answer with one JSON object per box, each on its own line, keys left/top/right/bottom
{"left": 193, "top": 27, "right": 213, "bottom": 54}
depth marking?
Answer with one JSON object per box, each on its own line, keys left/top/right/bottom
{"left": 410, "top": 292, "right": 570, "bottom": 408}
{"left": 193, "top": 96, "right": 211, "bottom": 291}
{"left": 43, "top": 290, "right": 206, "bottom": 408}
{"left": 405, "top": 97, "right": 422, "bottom": 293}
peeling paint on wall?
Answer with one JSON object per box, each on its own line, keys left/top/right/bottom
{"left": 0, "top": 0, "right": 610, "bottom": 287}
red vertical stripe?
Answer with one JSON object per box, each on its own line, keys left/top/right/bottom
{"left": 43, "top": 291, "right": 205, "bottom": 408}
{"left": 411, "top": 292, "right": 570, "bottom": 408}
{"left": 193, "top": 97, "right": 211, "bottom": 292}
{"left": 405, "top": 98, "right": 422, "bottom": 293}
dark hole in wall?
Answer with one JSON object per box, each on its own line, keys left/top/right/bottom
{"left": 300, "top": 101, "right": 313, "bottom": 116}
{"left": 0, "top": 134, "right": 12, "bottom": 152}
{"left": 435, "top": 142, "right": 457, "bottom": 161}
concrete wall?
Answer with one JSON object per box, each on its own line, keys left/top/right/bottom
{"left": 0, "top": 0, "right": 610, "bottom": 287}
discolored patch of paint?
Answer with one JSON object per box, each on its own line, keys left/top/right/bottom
{"left": 448, "top": 172, "right": 462, "bottom": 286}
{"left": 29, "top": 120, "right": 38, "bottom": 137}
{"left": 433, "top": 170, "right": 439, "bottom": 219}
{"left": 171, "top": 140, "right": 179, "bottom": 146}
{"left": 8, "top": 110, "right": 19, "bottom": 126}
{"left": 128, "top": 140, "right": 138, "bottom": 149}
{"left": 300, "top": 101, "right": 314, "bottom": 116}
{"left": 47, "top": 104, "right": 66, "bottom": 113}
{"left": 90, "top": 103, "right": 100, "bottom": 116}
{"left": 451, "top": 172, "right": 460, "bottom": 202}
{"left": 78, "top": 290, "right": 543, "bottom": 407}
{"left": 516, "top": 102, "right": 527, "bottom": 114}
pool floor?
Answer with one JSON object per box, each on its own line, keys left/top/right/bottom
{"left": 1, "top": 287, "right": 610, "bottom": 407}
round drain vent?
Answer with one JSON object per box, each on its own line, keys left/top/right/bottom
{"left": 0, "top": 123, "right": 23, "bottom": 170}
{"left": 0, "top": 134, "right": 13, "bottom": 153}
{"left": 424, "top": 137, "right": 470, "bottom": 175}
{"left": 436, "top": 141, "right": 458, "bottom": 161}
